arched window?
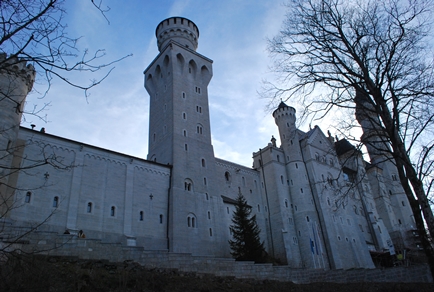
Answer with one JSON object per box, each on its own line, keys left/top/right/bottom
{"left": 197, "top": 124, "right": 203, "bottom": 134}
{"left": 25, "top": 192, "right": 31, "bottom": 203}
{"left": 315, "top": 153, "right": 320, "bottom": 161}
{"left": 87, "top": 202, "right": 92, "bottom": 213}
{"left": 224, "top": 171, "right": 231, "bottom": 182}
{"left": 205, "top": 193, "right": 209, "bottom": 200}
{"left": 183, "top": 130, "right": 187, "bottom": 137}
{"left": 281, "top": 175, "right": 284, "bottom": 184}
{"left": 187, "top": 213, "right": 197, "bottom": 228}
{"left": 53, "top": 196, "right": 59, "bottom": 208}
{"left": 285, "top": 200, "right": 288, "bottom": 208}
{"left": 201, "top": 158, "right": 206, "bottom": 167}
{"left": 353, "top": 205, "right": 358, "bottom": 215}
{"left": 208, "top": 211, "right": 211, "bottom": 219}
{"left": 184, "top": 179, "right": 193, "bottom": 191}
{"left": 139, "top": 211, "right": 144, "bottom": 221}
{"left": 110, "top": 206, "right": 116, "bottom": 217}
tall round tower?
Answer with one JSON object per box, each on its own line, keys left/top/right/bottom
{"left": 0, "top": 53, "right": 35, "bottom": 154}
{"left": 0, "top": 53, "right": 35, "bottom": 216}
{"left": 155, "top": 17, "right": 199, "bottom": 52}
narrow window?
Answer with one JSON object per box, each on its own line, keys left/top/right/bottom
{"left": 160, "top": 214, "right": 163, "bottom": 224}
{"left": 227, "top": 207, "right": 229, "bottom": 214}
{"left": 277, "top": 155, "right": 280, "bottom": 162}
{"left": 306, "top": 216, "right": 310, "bottom": 222}
{"left": 185, "top": 144, "right": 188, "bottom": 151}
{"left": 25, "top": 192, "right": 31, "bottom": 203}
{"left": 242, "top": 176, "right": 246, "bottom": 186}
{"left": 257, "top": 204, "right": 261, "bottom": 212}
{"left": 401, "top": 201, "right": 405, "bottom": 206}
{"left": 140, "top": 211, "right": 144, "bottom": 221}
{"left": 204, "top": 177, "right": 207, "bottom": 185}
{"left": 87, "top": 202, "right": 92, "bottom": 213}
{"left": 110, "top": 206, "right": 115, "bottom": 217}
{"left": 209, "top": 228, "right": 212, "bottom": 236}
{"left": 289, "top": 217, "right": 293, "bottom": 225}
{"left": 192, "top": 217, "right": 195, "bottom": 227}
{"left": 182, "top": 92, "right": 186, "bottom": 99}
{"left": 224, "top": 171, "right": 230, "bottom": 182}
{"left": 53, "top": 196, "right": 59, "bottom": 208}
{"left": 295, "top": 163, "right": 298, "bottom": 169}
{"left": 281, "top": 175, "right": 284, "bottom": 184}
{"left": 153, "top": 133, "right": 156, "bottom": 142}
{"left": 183, "top": 112, "right": 186, "bottom": 119}
{"left": 300, "top": 188, "right": 303, "bottom": 193}
{"left": 206, "top": 193, "right": 209, "bottom": 200}
{"left": 201, "top": 159, "right": 206, "bottom": 167}
{"left": 208, "top": 211, "right": 211, "bottom": 219}
{"left": 398, "top": 219, "right": 402, "bottom": 224}
{"left": 183, "top": 130, "right": 187, "bottom": 137}
{"left": 285, "top": 200, "right": 288, "bottom": 208}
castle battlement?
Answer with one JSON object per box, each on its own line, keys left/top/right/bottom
{"left": 156, "top": 17, "right": 199, "bottom": 52}
{"left": 0, "top": 53, "right": 36, "bottom": 92}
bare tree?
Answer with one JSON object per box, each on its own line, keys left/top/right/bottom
{"left": 265, "top": 0, "right": 434, "bottom": 275}
{"left": 0, "top": 0, "right": 129, "bottom": 259}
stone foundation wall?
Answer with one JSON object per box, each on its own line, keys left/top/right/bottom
{"left": 8, "top": 231, "right": 433, "bottom": 284}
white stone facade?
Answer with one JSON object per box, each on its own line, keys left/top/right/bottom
{"left": 0, "top": 17, "right": 417, "bottom": 269}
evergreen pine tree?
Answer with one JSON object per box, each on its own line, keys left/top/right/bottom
{"left": 228, "top": 189, "right": 266, "bottom": 263}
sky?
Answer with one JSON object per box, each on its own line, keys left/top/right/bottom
{"left": 23, "top": 0, "right": 307, "bottom": 167}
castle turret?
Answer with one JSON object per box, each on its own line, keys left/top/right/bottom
{"left": 155, "top": 17, "right": 199, "bottom": 52}
{"left": 0, "top": 53, "right": 35, "bottom": 216}
{"left": 144, "top": 17, "right": 225, "bottom": 256}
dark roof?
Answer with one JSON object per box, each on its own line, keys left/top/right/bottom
{"left": 272, "top": 101, "right": 290, "bottom": 116}
{"left": 334, "top": 138, "right": 357, "bottom": 156}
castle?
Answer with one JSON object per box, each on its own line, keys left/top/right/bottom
{"left": 0, "top": 17, "right": 418, "bottom": 269}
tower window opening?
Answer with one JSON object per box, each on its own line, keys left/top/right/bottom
{"left": 140, "top": 211, "right": 144, "bottom": 221}
{"left": 87, "top": 202, "right": 92, "bottom": 213}
{"left": 398, "top": 219, "right": 402, "bottom": 224}
{"left": 203, "top": 177, "right": 207, "bottom": 185}
{"left": 184, "top": 181, "right": 192, "bottom": 191}
{"left": 53, "top": 196, "right": 59, "bottom": 208}
{"left": 401, "top": 201, "right": 405, "bottom": 206}
{"left": 185, "top": 144, "right": 188, "bottom": 151}
{"left": 201, "top": 158, "right": 206, "bottom": 167}
{"left": 242, "top": 176, "right": 246, "bottom": 186}
{"left": 197, "top": 125, "right": 203, "bottom": 134}
{"left": 206, "top": 193, "right": 209, "bottom": 200}
{"left": 183, "top": 112, "right": 186, "bottom": 119}
{"left": 208, "top": 211, "right": 211, "bottom": 219}
{"left": 110, "top": 206, "right": 116, "bottom": 217}
{"left": 295, "top": 163, "right": 298, "bottom": 169}
{"left": 257, "top": 204, "right": 260, "bottom": 212}
{"left": 25, "top": 192, "right": 31, "bottom": 203}
{"left": 285, "top": 200, "right": 288, "bottom": 208}
{"left": 209, "top": 228, "right": 212, "bottom": 236}
{"left": 306, "top": 216, "right": 310, "bottom": 222}
{"left": 160, "top": 214, "right": 163, "bottom": 224}
{"left": 224, "top": 171, "right": 231, "bottom": 182}
{"left": 281, "top": 175, "right": 284, "bottom": 184}
{"left": 182, "top": 92, "right": 186, "bottom": 99}
{"left": 183, "top": 130, "right": 187, "bottom": 137}
{"left": 227, "top": 207, "right": 229, "bottom": 214}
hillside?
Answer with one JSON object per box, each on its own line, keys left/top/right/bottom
{"left": 0, "top": 255, "right": 433, "bottom": 291}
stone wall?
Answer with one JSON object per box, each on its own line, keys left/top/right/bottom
{"left": 12, "top": 231, "right": 432, "bottom": 284}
